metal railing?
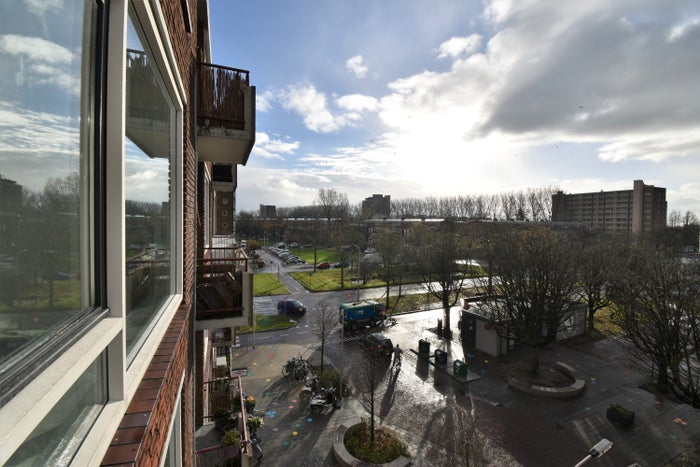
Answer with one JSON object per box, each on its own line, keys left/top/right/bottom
{"left": 198, "top": 62, "right": 250, "bottom": 130}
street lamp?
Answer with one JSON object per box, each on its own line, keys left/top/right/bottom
{"left": 337, "top": 309, "right": 344, "bottom": 409}
{"left": 574, "top": 439, "right": 613, "bottom": 467}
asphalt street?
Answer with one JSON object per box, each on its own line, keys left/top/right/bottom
{"left": 196, "top": 248, "right": 700, "bottom": 466}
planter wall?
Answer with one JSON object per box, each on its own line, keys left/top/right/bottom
{"left": 607, "top": 407, "right": 635, "bottom": 427}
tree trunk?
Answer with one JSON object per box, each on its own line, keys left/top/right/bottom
{"left": 320, "top": 341, "right": 325, "bottom": 372}
{"left": 443, "top": 294, "right": 451, "bottom": 337}
{"left": 529, "top": 349, "right": 540, "bottom": 376}
{"left": 587, "top": 304, "right": 596, "bottom": 332}
{"left": 656, "top": 362, "right": 669, "bottom": 393}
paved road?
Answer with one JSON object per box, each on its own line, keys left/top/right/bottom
{"left": 216, "top": 248, "right": 700, "bottom": 466}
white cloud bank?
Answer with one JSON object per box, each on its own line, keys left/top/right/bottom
{"left": 238, "top": 0, "right": 700, "bottom": 215}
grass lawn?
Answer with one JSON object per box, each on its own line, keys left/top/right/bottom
{"left": 252, "top": 273, "right": 289, "bottom": 296}
{"left": 238, "top": 313, "right": 298, "bottom": 333}
{"left": 289, "top": 269, "right": 384, "bottom": 292}
{"left": 290, "top": 248, "right": 338, "bottom": 265}
{"left": 590, "top": 306, "right": 623, "bottom": 337}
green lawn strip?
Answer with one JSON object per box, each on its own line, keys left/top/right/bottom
{"left": 289, "top": 248, "right": 338, "bottom": 265}
{"left": 238, "top": 313, "right": 298, "bottom": 333}
{"left": 289, "top": 269, "right": 384, "bottom": 292}
{"left": 252, "top": 272, "right": 289, "bottom": 296}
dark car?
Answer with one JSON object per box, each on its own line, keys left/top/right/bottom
{"left": 363, "top": 333, "right": 393, "bottom": 357}
{"left": 332, "top": 261, "right": 350, "bottom": 268}
{"left": 277, "top": 299, "right": 307, "bottom": 316}
{"left": 316, "top": 261, "right": 331, "bottom": 270}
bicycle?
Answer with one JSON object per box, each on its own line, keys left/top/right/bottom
{"left": 282, "top": 355, "right": 312, "bottom": 383}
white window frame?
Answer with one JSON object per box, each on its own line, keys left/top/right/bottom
{"left": 0, "top": 0, "right": 187, "bottom": 464}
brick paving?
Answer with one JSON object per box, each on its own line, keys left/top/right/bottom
{"left": 196, "top": 311, "right": 700, "bottom": 466}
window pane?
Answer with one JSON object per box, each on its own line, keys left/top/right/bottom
{"left": 5, "top": 352, "right": 108, "bottom": 466}
{"left": 125, "top": 10, "right": 174, "bottom": 361}
{"left": 0, "top": 1, "right": 96, "bottom": 371}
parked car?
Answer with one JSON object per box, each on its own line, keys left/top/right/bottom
{"left": 363, "top": 333, "right": 393, "bottom": 357}
{"left": 332, "top": 261, "right": 350, "bottom": 268}
{"left": 277, "top": 299, "right": 307, "bottom": 316}
{"left": 289, "top": 242, "right": 299, "bottom": 248}
{"left": 316, "top": 261, "right": 331, "bottom": 269}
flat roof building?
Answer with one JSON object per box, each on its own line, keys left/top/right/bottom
{"left": 552, "top": 180, "right": 667, "bottom": 235}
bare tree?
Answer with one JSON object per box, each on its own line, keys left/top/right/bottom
{"left": 315, "top": 188, "right": 349, "bottom": 228}
{"left": 478, "top": 227, "right": 580, "bottom": 375}
{"left": 310, "top": 300, "right": 339, "bottom": 372}
{"left": 610, "top": 244, "right": 700, "bottom": 397}
{"left": 577, "top": 239, "right": 622, "bottom": 332}
{"left": 372, "top": 228, "right": 405, "bottom": 311}
{"left": 408, "top": 221, "right": 469, "bottom": 338}
{"left": 668, "top": 210, "right": 683, "bottom": 227}
{"left": 354, "top": 355, "right": 388, "bottom": 443}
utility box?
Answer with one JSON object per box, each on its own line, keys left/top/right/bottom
{"left": 418, "top": 339, "right": 430, "bottom": 356}
{"left": 454, "top": 359, "right": 468, "bottom": 377}
{"left": 435, "top": 348, "right": 448, "bottom": 366}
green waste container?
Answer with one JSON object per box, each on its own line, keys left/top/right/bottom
{"left": 454, "top": 359, "right": 468, "bottom": 377}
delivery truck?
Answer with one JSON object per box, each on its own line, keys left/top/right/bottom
{"left": 339, "top": 300, "right": 386, "bottom": 331}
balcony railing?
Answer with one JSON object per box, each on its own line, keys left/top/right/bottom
{"left": 196, "top": 244, "right": 251, "bottom": 330}
{"left": 198, "top": 63, "right": 249, "bottom": 131}
{"left": 196, "top": 62, "right": 255, "bottom": 165}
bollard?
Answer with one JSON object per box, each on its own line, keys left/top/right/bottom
{"left": 435, "top": 348, "right": 448, "bottom": 366}
{"left": 418, "top": 339, "right": 430, "bottom": 357}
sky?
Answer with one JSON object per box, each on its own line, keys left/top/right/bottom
{"left": 210, "top": 0, "right": 700, "bottom": 216}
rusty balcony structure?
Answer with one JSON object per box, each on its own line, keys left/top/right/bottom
{"left": 197, "top": 62, "right": 256, "bottom": 165}
{"left": 196, "top": 238, "right": 253, "bottom": 331}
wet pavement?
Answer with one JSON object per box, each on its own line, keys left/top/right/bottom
{"left": 196, "top": 306, "right": 700, "bottom": 466}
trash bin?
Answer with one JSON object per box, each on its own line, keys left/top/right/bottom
{"left": 435, "top": 348, "right": 447, "bottom": 366}
{"left": 418, "top": 339, "right": 430, "bottom": 356}
{"left": 454, "top": 359, "right": 468, "bottom": 377}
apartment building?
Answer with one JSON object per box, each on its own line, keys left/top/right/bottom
{"left": 361, "top": 194, "right": 391, "bottom": 218}
{"left": 0, "top": 1, "right": 255, "bottom": 465}
{"left": 551, "top": 180, "right": 667, "bottom": 235}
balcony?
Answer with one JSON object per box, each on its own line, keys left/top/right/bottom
{"left": 197, "top": 62, "right": 256, "bottom": 165}
{"left": 196, "top": 242, "right": 253, "bottom": 331}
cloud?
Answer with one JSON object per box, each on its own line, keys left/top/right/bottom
{"left": 0, "top": 34, "right": 72, "bottom": 64}
{"left": 237, "top": 0, "right": 700, "bottom": 217}
{"left": 275, "top": 84, "right": 379, "bottom": 133}
{"left": 252, "top": 132, "right": 300, "bottom": 160}
{"left": 345, "top": 55, "right": 368, "bottom": 78}
{"left": 368, "top": 0, "right": 700, "bottom": 166}
{"left": 668, "top": 16, "right": 700, "bottom": 42}
{"left": 23, "top": 0, "right": 63, "bottom": 17}
{"left": 0, "top": 34, "right": 79, "bottom": 95}
{"left": 277, "top": 84, "right": 348, "bottom": 133}
{"left": 437, "top": 34, "right": 482, "bottom": 58}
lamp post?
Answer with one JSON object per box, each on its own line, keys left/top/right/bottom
{"left": 355, "top": 245, "right": 361, "bottom": 301}
{"left": 574, "top": 439, "right": 613, "bottom": 467}
{"left": 337, "top": 309, "right": 344, "bottom": 409}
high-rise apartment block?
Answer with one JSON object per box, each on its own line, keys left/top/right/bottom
{"left": 552, "top": 180, "right": 667, "bottom": 234}
{"left": 362, "top": 194, "right": 391, "bottom": 218}
{"left": 259, "top": 204, "right": 277, "bottom": 218}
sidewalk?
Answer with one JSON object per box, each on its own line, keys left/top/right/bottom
{"left": 196, "top": 329, "right": 700, "bottom": 466}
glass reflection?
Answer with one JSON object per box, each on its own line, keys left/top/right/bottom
{"left": 124, "top": 10, "right": 173, "bottom": 361}
{"left": 5, "top": 352, "right": 108, "bottom": 466}
{"left": 0, "top": 1, "right": 95, "bottom": 370}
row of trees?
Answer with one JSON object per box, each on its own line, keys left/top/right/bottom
{"left": 384, "top": 221, "right": 700, "bottom": 406}
{"left": 245, "top": 186, "right": 561, "bottom": 223}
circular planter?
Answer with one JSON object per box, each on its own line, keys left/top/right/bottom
{"left": 332, "top": 424, "right": 411, "bottom": 467}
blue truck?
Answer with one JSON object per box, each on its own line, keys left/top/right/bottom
{"left": 339, "top": 300, "right": 386, "bottom": 331}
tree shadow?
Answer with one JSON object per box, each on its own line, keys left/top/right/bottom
{"left": 379, "top": 365, "right": 401, "bottom": 419}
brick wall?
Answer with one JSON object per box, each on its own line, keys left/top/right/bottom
{"left": 102, "top": 1, "right": 200, "bottom": 465}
